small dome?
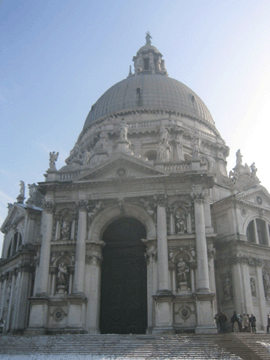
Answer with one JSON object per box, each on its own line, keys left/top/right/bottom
{"left": 83, "top": 74, "right": 215, "bottom": 130}
{"left": 136, "top": 43, "right": 161, "bottom": 55}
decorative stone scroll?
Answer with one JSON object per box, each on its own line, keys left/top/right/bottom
{"left": 144, "top": 245, "right": 157, "bottom": 263}
{"left": 88, "top": 201, "right": 104, "bottom": 227}
{"left": 140, "top": 198, "right": 156, "bottom": 224}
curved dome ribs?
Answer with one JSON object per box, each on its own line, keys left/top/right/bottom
{"left": 77, "top": 38, "right": 221, "bottom": 146}
{"left": 83, "top": 75, "right": 215, "bottom": 132}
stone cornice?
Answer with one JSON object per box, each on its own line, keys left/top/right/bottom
{"left": 38, "top": 172, "right": 214, "bottom": 193}
{"left": 79, "top": 107, "right": 221, "bottom": 141}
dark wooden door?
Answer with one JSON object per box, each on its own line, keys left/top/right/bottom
{"left": 100, "top": 218, "right": 147, "bottom": 334}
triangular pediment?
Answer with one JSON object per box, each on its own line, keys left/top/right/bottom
{"left": 236, "top": 185, "right": 270, "bottom": 211}
{"left": 73, "top": 154, "right": 168, "bottom": 182}
{"left": 1, "top": 203, "right": 27, "bottom": 233}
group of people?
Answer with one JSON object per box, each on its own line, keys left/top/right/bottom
{"left": 214, "top": 311, "right": 257, "bottom": 333}
{"left": 230, "top": 311, "right": 256, "bottom": 333}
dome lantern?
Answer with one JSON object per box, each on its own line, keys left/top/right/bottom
{"left": 132, "top": 33, "right": 168, "bottom": 76}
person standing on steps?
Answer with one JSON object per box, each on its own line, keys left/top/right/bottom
{"left": 249, "top": 314, "right": 256, "bottom": 333}
{"left": 267, "top": 314, "right": 270, "bottom": 333}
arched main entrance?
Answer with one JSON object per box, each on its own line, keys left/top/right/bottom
{"left": 100, "top": 217, "right": 147, "bottom": 334}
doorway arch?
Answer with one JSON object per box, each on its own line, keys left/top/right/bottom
{"left": 100, "top": 217, "right": 147, "bottom": 334}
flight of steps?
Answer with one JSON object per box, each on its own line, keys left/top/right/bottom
{"left": 0, "top": 333, "right": 269, "bottom": 359}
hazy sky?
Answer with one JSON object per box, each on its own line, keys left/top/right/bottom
{"left": 1, "top": 0, "right": 270, "bottom": 251}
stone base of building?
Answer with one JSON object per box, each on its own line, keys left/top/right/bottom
{"left": 152, "top": 326, "right": 175, "bottom": 335}
{"left": 25, "top": 327, "right": 47, "bottom": 335}
{"left": 195, "top": 325, "right": 218, "bottom": 334}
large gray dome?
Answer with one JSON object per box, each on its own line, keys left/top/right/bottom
{"left": 83, "top": 74, "right": 214, "bottom": 131}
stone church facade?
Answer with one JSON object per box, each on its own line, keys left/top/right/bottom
{"left": 1, "top": 34, "right": 270, "bottom": 335}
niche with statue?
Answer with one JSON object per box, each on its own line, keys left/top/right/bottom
{"left": 50, "top": 252, "right": 75, "bottom": 296}
{"left": 169, "top": 247, "right": 196, "bottom": 293}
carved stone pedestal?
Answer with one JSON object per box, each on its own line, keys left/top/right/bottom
{"left": 152, "top": 293, "right": 175, "bottom": 334}
{"left": 194, "top": 292, "right": 217, "bottom": 334}
{"left": 56, "top": 285, "right": 66, "bottom": 296}
{"left": 26, "top": 296, "right": 49, "bottom": 335}
{"left": 178, "top": 282, "right": 188, "bottom": 292}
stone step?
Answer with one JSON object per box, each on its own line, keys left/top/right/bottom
{"left": 0, "top": 333, "right": 269, "bottom": 359}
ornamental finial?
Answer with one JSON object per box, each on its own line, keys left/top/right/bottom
{"left": 145, "top": 31, "right": 152, "bottom": 45}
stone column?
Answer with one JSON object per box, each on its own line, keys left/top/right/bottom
{"left": 153, "top": 194, "right": 174, "bottom": 334}
{"left": 241, "top": 263, "right": 253, "bottom": 315}
{"left": 0, "top": 275, "right": 7, "bottom": 319}
{"left": 35, "top": 202, "right": 54, "bottom": 296}
{"left": 12, "top": 269, "right": 21, "bottom": 331}
{"left": 192, "top": 187, "right": 216, "bottom": 334}
{"left": 257, "top": 265, "right": 267, "bottom": 330}
{"left": 85, "top": 241, "right": 104, "bottom": 334}
{"left": 192, "top": 187, "right": 211, "bottom": 292}
{"left": 156, "top": 195, "right": 170, "bottom": 293}
{"left": 143, "top": 241, "right": 157, "bottom": 334}
{"left": 232, "top": 262, "right": 245, "bottom": 313}
{"left": 73, "top": 201, "right": 87, "bottom": 294}
{"left": 6, "top": 271, "right": 15, "bottom": 332}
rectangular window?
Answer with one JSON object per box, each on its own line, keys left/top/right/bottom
{"left": 144, "top": 58, "right": 149, "bottom": 70}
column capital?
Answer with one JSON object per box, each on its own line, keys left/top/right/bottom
{"left": 77, "top": 200, "right": 88, "bottom": 211}
{"left": 154, "top": 193, "right": 167, "bottom": 207}
{"left": 85, "top": 254, "right": 103, "bottom": 266}
{"left": 43, "top": 201, "right": 55, "bottom": 213}
{"left": 191, "top": 186, "right": 205, "bottom": 204}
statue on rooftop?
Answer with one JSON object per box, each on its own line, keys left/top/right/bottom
{"left": 19, "top": 181, "right": 25, "bottom": 197}
{"left": 49, "top": 151, "right": 59, "bottom": 171}
{"left": 250, "top": 162, "right": 257, "bottom": 177}
{"left": 118, "top": 119, "right": 129, "bottom": 141}
{"left": 145, "top": 31, "right": 152, "bottom": 45}
{"left": 236, "top": 149, "right": 243, "bottom": 166}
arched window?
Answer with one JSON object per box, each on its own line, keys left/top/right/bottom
{"left": 144, "top": 151, "right": 157, "bottom": 162}
{"left": 246, "top": 218, "right": 269, "bottom": 245}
